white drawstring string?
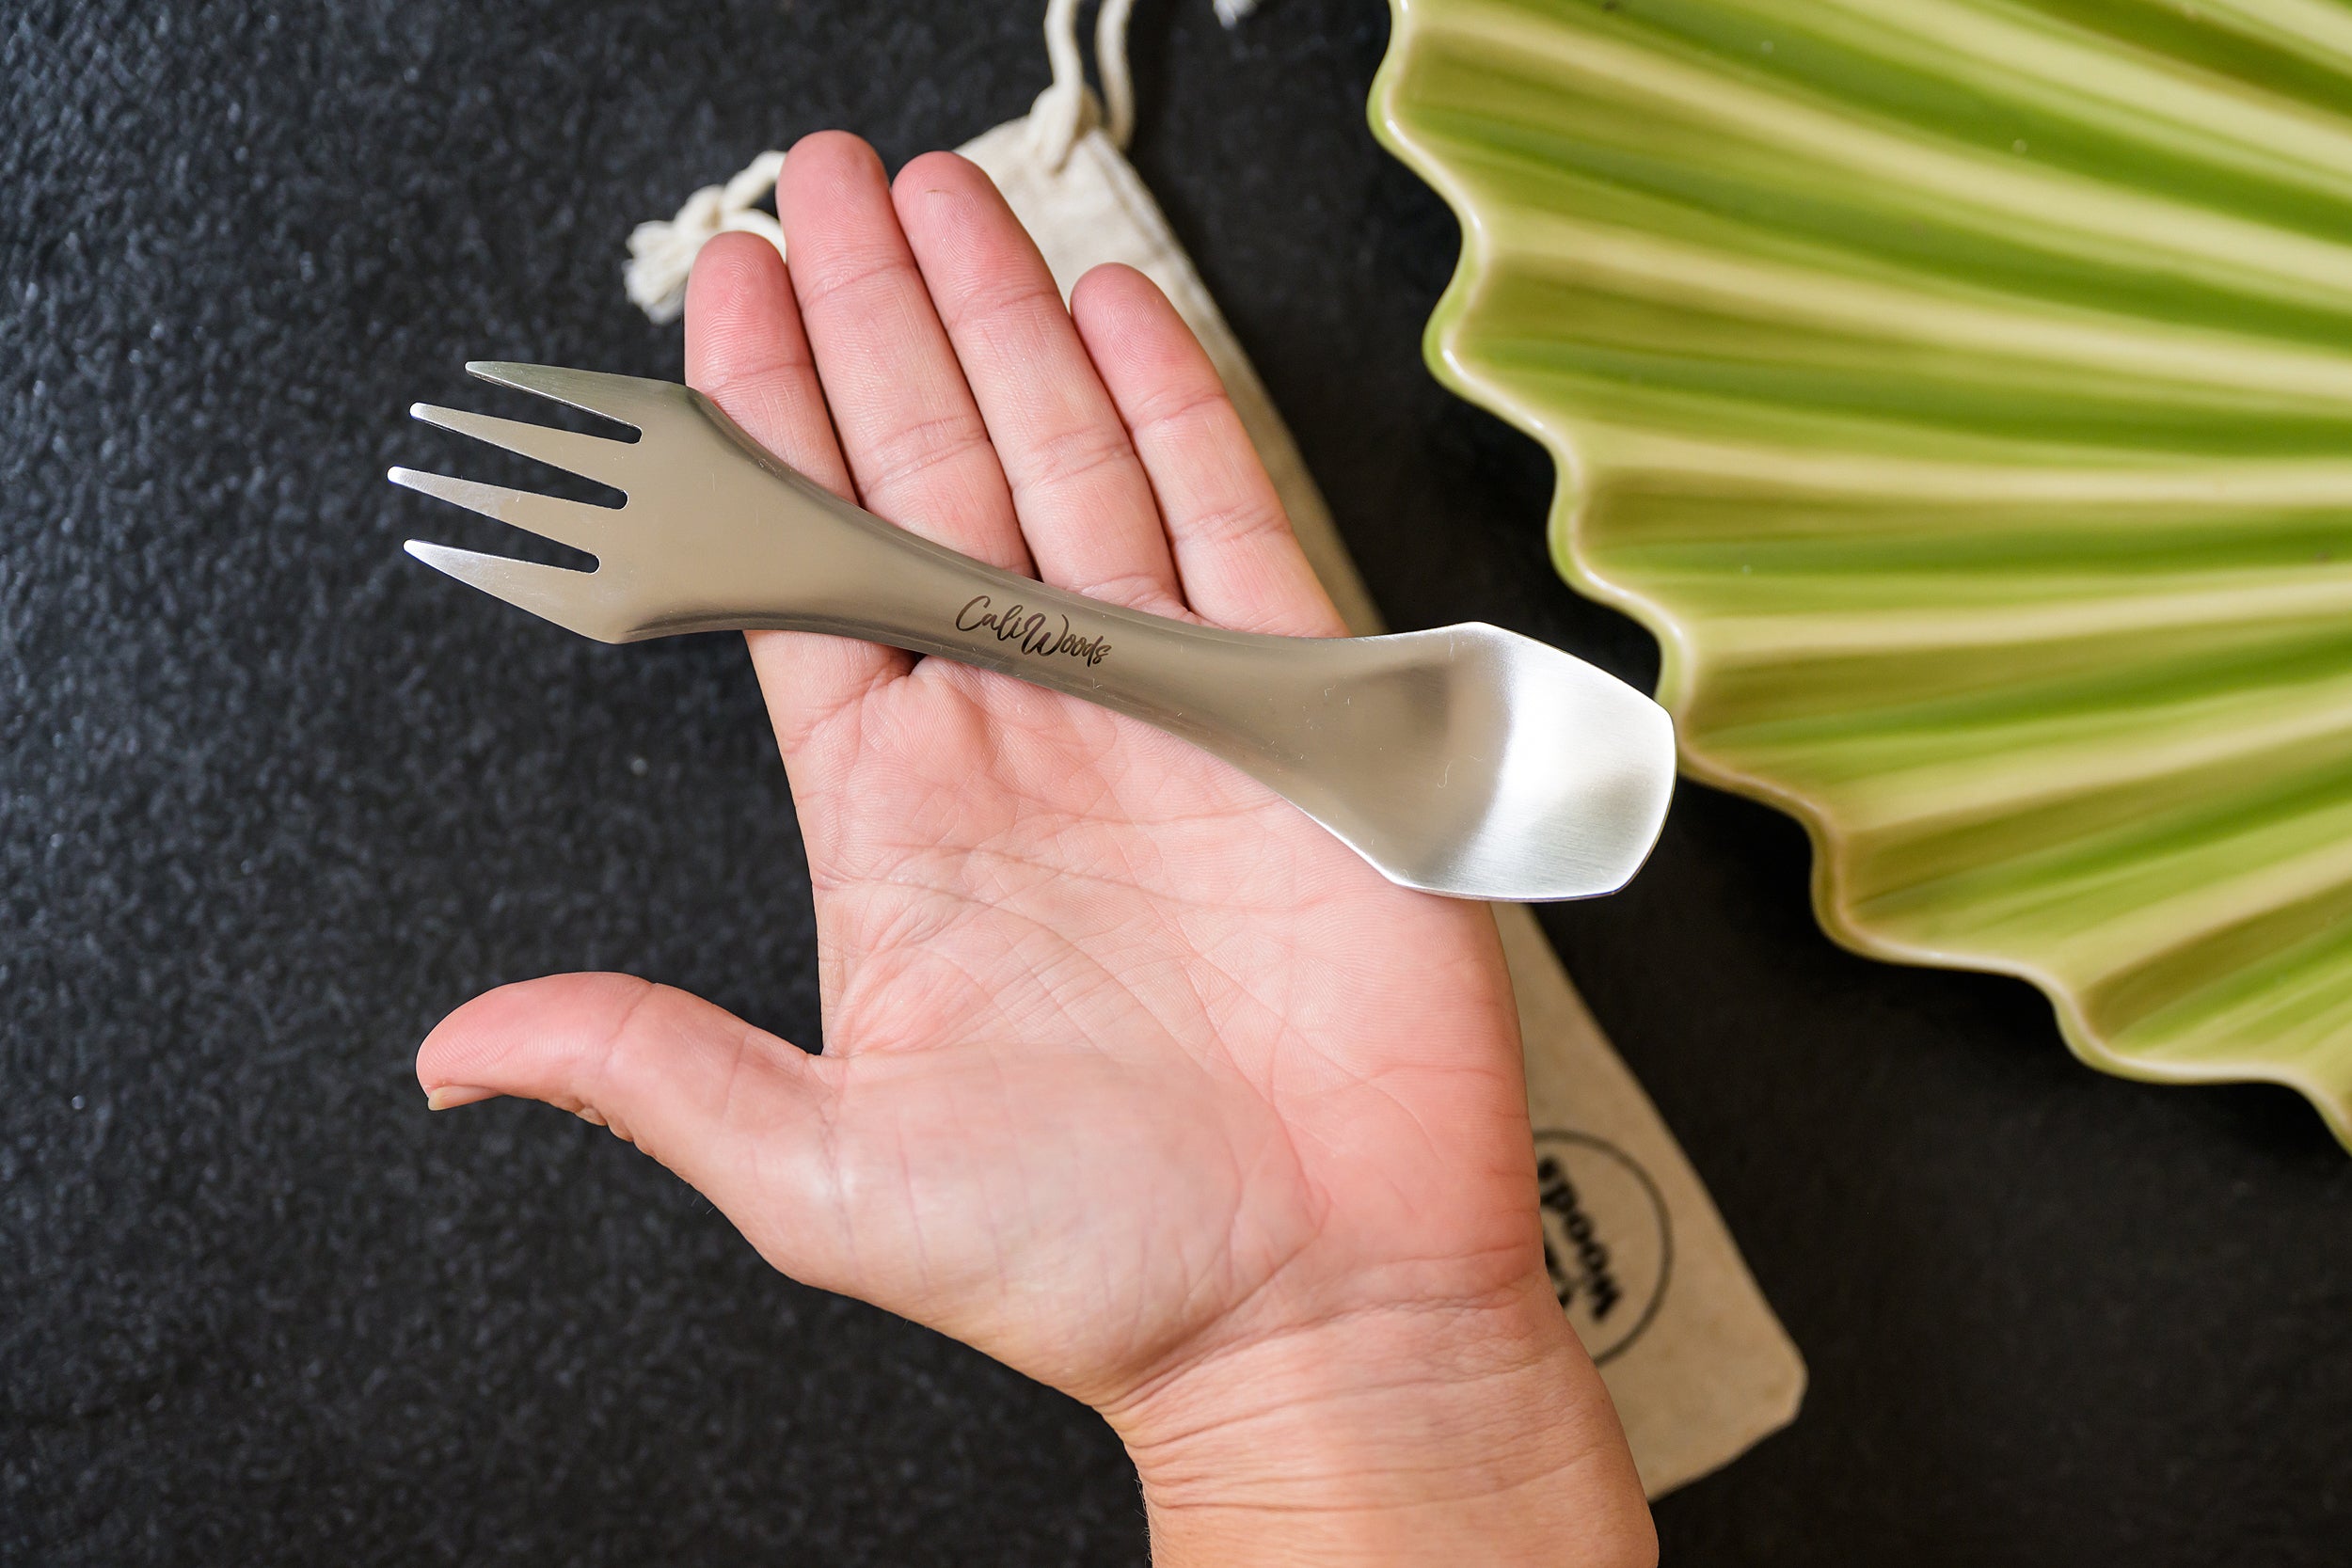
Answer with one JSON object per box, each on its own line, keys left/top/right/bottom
{"left": 1025, "top": 0, "right": 1102, "bottom": 168}
{"left": 1098, "top": 0, "right": 1137, "bottom": 150}
{"left": 621, "top": 0, "right": 1259, "bottom": 321}
{"left": 622, "top": 150, "right": 787, "bottom": 324}
{"left": 1025, "top": 0, "right": 1143, "bottom": 167}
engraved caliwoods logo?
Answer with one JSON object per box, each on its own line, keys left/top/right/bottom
{"left": 957, "top": 595, "right": 1113, "bottom": 668}
{"left": 1535, "top": 1131, "right": 1672, "bottom": 1366}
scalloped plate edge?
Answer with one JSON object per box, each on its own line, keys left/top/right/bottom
{"left": 1366, "top": 0, "right": 2352, "bottom": 1148}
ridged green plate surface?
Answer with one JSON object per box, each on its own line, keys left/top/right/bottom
{"left": 1372, "top": 0, "right": 2352, "bottom": 1145}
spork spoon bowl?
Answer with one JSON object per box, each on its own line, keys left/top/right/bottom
{"left": 390, "top": 362, "right": 1675, "bottom": 902}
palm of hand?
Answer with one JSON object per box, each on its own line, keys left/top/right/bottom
{"left": 420, "top": 133, "right": 1565, "bottom": 1441}
{"left": 788, "top": 658, "right": 1528, "bottom": 1405}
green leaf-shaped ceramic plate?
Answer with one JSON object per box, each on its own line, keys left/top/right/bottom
{"left": 1373, "top": 0, "right": 2352, "bottom": 1146}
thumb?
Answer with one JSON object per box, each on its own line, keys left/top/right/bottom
{"left": 415, "top": 973, "right": 846, "bottom": 1270}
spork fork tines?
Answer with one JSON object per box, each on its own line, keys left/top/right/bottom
{"left": 391, "top": 361, "right": 1677, "bottom": 903}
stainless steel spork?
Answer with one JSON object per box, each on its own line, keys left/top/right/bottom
{"left": 389, "top": 362, "right": 1675, "bottom": 901}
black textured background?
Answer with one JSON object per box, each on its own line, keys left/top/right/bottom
{"left": 6, "top": 1, "right": 2348, "bottom": 1563}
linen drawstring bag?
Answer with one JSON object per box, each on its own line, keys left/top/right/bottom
{"left": 621, "top": 0, "right": 1804, "bottom": 1496}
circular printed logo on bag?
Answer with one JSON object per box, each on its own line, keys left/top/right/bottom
{"left": 1534, "top": 1131, "right": 1672, "bottom": 1366}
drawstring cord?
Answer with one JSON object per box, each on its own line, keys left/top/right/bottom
{"left": 1025, "top": 0, "right": 1135, "bottom": 168}
{"left": 622, "top": 150, "right": 787, "bottom": 323}
{"left": 621, "top": 0, "right": 1255, "bottom": 322}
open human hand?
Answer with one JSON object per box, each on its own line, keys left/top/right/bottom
{"left": 417, "top": 131, "right": 1652, "bottom": 1567}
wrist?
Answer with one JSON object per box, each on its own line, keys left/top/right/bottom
{"left": 1104, "top": 1278, "right": 1655, "bottom": 1568}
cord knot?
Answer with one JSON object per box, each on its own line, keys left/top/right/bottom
{"left": 623, "top": 150, "right": 787, "bottom": 324}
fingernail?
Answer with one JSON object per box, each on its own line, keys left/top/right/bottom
{"left": 424, "top": 1085, "right": 500, "bottom": 1111}
{"left": 574, "top": 1106, "right": 607, "bottom": 1128}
